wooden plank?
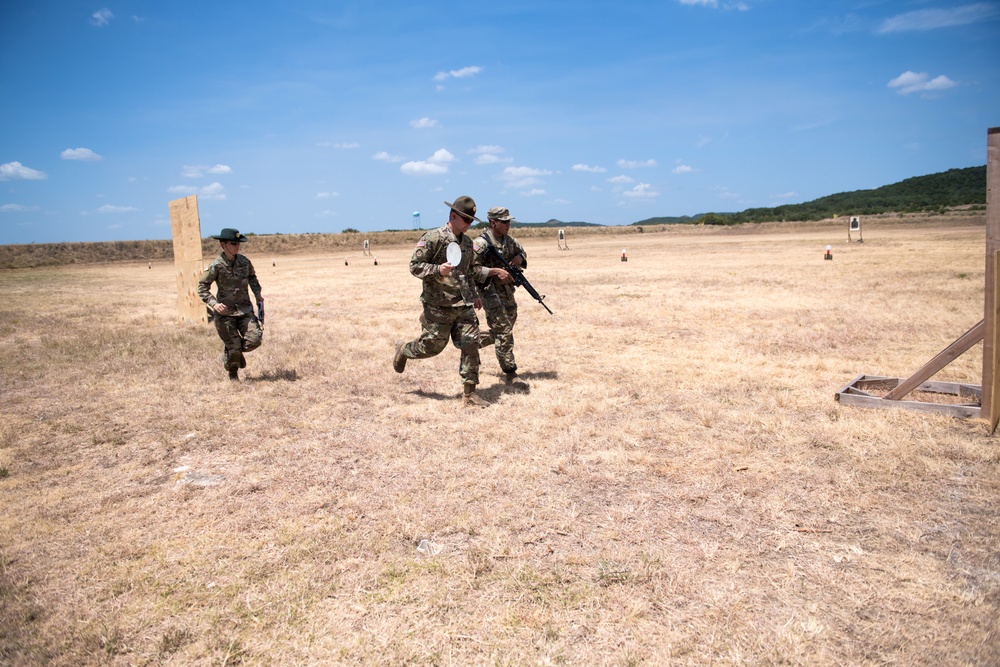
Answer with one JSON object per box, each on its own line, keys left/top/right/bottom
{"left": 168, "top": 195, "right": 206, "bottom": 323}
{"left": 883, "top": 320, "right": 984, "bottom": 400}
{"left": 993, "top": 250, "right": 1000, "bottom": 431}
{"left": 836, "top": 391, "right": 981, "bottom": 419}
{"left": 983, "top": 127, "right": 1000, "bottom": 430}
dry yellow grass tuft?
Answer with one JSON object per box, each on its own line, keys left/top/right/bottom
{"left": 1, "top": 215, "right": 997, "bottom": 665}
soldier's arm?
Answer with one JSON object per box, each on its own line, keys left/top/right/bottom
{"left": 247, "top": 259, "right": 263, "bottom": 300}
{"left": 511, "top": 238, "right": 527, "bottom": 270}
{"left": 197, "top": 263, "right": 218, "bottom": 306}
{"left": 409, "top": 235, "right": 444, "bottom": 280}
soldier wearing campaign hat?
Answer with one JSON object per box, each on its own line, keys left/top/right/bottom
{"left": 393, "top": 196, "right": 510, "bottom": 407}
{"left": 472, "top": 206, "right": 527, "bottom": 383}
{"left": 198, "top": 228, "right": 264, "bottom": 381}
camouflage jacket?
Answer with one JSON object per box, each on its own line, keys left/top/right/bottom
{"left": 409, "top": 225, "right": 479, "bottom": 307}
{"left": 472, "top": 229, "right": 527, "bottom": 302}
{"left": 198, "top": 252, "right": 262, "bottom": 317}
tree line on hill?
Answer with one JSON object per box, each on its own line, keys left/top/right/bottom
{"left": 631, "top": 165, "right": 987, "bottom": 227}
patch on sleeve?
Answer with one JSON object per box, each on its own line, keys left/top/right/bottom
{"left": 416, "top": 240, "right": 426, "bottom": 247}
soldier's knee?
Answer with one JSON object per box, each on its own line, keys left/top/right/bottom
{"left": 242, "top": 325, "right": 263, "bottom": 352}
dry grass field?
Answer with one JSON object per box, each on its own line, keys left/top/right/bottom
{"left": 1, "top": 216, "right": 997, "bottom": 666}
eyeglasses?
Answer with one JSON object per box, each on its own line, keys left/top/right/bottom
{"left": 224, "top": 241, "right": 242, "bottom": 246}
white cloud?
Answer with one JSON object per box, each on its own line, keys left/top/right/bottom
{"left": 401, "top": 162, "right": 449, "bottom": 176}
{"left": 572, "top": 164, "right": 607, "bottom": 173}
{"left": 410, "top": 117, "right": 440, "bottom": 129}
{"left": 61, "top": 147, "right": 103, "bottom": 161}
{"left": 878, "top": 3, "right": 999, "bottom": 33}
{"left": 167, "top": 182, "right": 227, "bottom": 200}
{"left": 522, "top": 188, "right": 546, "bottom": 197}
{"left": 333, "top": 142, "right": 359, "bottom": 149}
{"left": 499, "top": 166, "right": 553, "bottom": 189}
{"left": 91, "top": 8, "right": 113, "bottom": 26}
{"left": 672, "top": 164, "right": 694, "bottom": 174}
{"left": 470, "top": 145, "right": 504, "bottom": 154}
{"left": 400, "top": 148, "right": 455, "bottom": 176}
{"left": 0, "top": 204, "right": 40, "bottom": 212}
{"left": 469, "top": 145, "right": 511, "bottom": 165}
{"left": 97, "top": 204, "right": 138, "bottom": 213}
{"left": 373, "top": 151, "right": 405, "bottom": 162}
{"left": 608, "top": 175, "right": 635, "bottom": 184}
{"left": 679, "top": 0, "right": 718, "bottom": 6}
{"left": 622, "top": 183, "right": 659, "bottom": 199}
{"left": 0, "top": 161, "right": 47, "bottom": 181}
{"left": 888, "top": 71, "right": 958, "bottom": 95}
{"left": 316, "top": 192, "right": 340, "bottom": 199}
{"left": 475, "top": 154, "right": 512, "bottom": 165}
{"left": 617, "top": 158, "right": 657, "bottom": 169}
{"left": 433, "top": 66, "right": 483, "bottom": 81}
{"left": 182, "top": 164, "right": 232, "bottom": 178}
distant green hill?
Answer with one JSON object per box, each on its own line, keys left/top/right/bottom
{"left": 473, "top": 218, "right": 601, "bottom": 230}
{"left": 634, "top": 165, "right": 987, "bottom": 226}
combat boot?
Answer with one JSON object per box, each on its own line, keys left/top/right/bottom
{"left": 228, "top": 368, "right": 240, "bottom": 381}
{"left": 393, "top": 341, "right": 407, "bottom": 373}
{"left": 462, "top": 383, "right": 490, "bottom": 408}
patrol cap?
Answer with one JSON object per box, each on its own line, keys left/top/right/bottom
{"left": 211, "top": 228, "right": 249, "bottom": 242}
{"left": 444, "top": 196, "right": 481, "bottom": 223}
{"left": 487, "top": 207, "right": 515, "bottom": 223}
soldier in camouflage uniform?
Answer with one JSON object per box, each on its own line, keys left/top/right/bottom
{"left": 393, "top": 196, "right": 510, "bottom": 407}
{"left": 472, "top": 207, "right": 526, "bottom": 382}
{"left": 198, "top": 228, "right": 264, "bottom": 381}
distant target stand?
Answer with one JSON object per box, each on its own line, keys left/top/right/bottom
{"left": 558, "top": 228, "right": 569, "bottom": 251}
{"left": 847, "top": 215, "right": 863, "bottom": 243}
{"left": 836, "top": 126, "right": 1000, "bottom": 432}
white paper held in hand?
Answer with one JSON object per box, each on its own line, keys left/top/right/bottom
{"left": 446, "top": 242, "right": 462, "bottom": 267}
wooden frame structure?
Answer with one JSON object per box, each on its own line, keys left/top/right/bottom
{"left": 836, "top": 127, "right": 1000, "bottom": 431}
{"left": 848, "top": 215, "right": 863, "bottom": 243}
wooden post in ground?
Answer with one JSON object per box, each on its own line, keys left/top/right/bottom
{"left": 168, "top": 195, "right": 207, "bottom": 323}
{"left": 981, "top": 129, "right": 1000, "bottom": 430}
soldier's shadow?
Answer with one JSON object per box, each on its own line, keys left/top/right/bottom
{"left": 248, "top": 368, "right": 299, "bottom": 382}
{"left": 410, "top": 389, "right": 454, "bottom": 401}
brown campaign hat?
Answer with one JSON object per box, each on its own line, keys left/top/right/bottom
{"left": 210, "top": 228, "right": 249, "bottom": 242}
{"left": 444, "top": 196, "right": 482, "bottom": 223}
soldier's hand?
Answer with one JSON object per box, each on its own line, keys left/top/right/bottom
{"left": 510, "top": 255, "right": 524, "bottom": 267}
{"left": 440, "top": 262, "right": 454, "bottom": 277}
{"left": 213, "top": 303, "right": 229, "bottom": 314}
{"left": 492, "top": 268, "right": 511, "bottom": 283}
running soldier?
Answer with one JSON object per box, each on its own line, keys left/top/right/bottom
{"left": 198, "top": 228, "right": 264, "bottom": 381}
{"left": 393, "top": 196, "right": 508, "bottom": 407}
{"left": 472, "top": 206, "right": 526, "bottom": 382}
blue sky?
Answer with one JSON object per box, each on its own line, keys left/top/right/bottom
{"left": 1, "top": 1, "right": 998, "bottom": 244}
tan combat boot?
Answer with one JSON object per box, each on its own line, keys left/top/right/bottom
{"left": 393, "top": 341, "right": 407, "bottom": 373}
{"left": 462, "top": 383, "right": 490, "bottom": 408}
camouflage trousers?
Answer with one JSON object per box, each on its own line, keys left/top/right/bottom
{"left": 400, "top": 303, "right": 481, "bottom": 385}
{"left": 478, "top": 296, "right": 518, "bottom": 374}
{"left": 214, "top": 314, "right": 263, "bottom": 371}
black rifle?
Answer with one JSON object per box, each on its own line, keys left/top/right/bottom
{"left": 482, "top": 236, "right": 553, "bottom": 315}
{"left": 257, "top": 299, "right": 265, "bottom": 328}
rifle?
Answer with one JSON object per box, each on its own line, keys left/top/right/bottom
{"left": 481, "top": 236, "right": 553, "bottom": 315}
{"left": 256, "top": 299, "right": 265, "bottom": 329}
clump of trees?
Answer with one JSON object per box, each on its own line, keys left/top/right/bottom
{"left": 634, "top": 165, "right": 986, "bottom": 227}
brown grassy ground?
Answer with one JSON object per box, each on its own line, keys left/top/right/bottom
{"left": 0, "top": 216, "right": 997, "bottom": 665}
